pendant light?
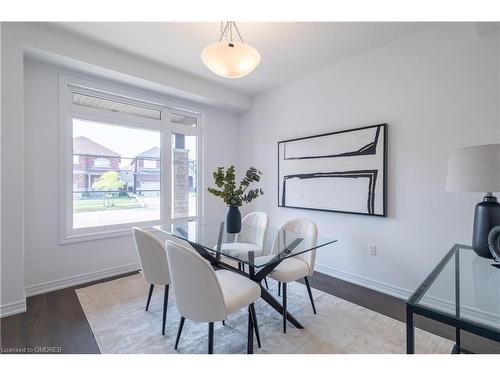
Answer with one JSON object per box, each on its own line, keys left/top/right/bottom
{"left": 201, "top": 22, "right": 261, "bottom": 79}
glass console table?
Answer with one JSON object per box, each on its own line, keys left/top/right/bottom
{"left": 406, "top": 244, "right": 500, "bottom": 353}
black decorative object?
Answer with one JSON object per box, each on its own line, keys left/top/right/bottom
{"left": 473, "top": 194, "right": 500, "bottom": 259}
{"left": 446, "top": 144, "right": 500, "bottom": 260}
{"left": 278, "top": 123, "right": 387, "bottom": 216}
{"left": 226, "top": 206, "right": 242, "bottom": 234}
{"left": 207, "top": 165, "right": 263, "bottom": 233}
{"left": 488, "top": 225, "right": 500, "bottom": 262}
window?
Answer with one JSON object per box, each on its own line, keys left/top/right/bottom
{"left": 171, "top": 113, "right": 197, "bottom": 127}
{"left": 93, "top": 158, "right": 111, "bottom": 168}
{"left": 60, "top": 78, "right": 202, "bottom": 242}
{"left": 143, "top": 159, "right": 157, "bottom": 169}
{"left": 171, "top": 112, "right": 199, "bottom": 218}
{"left": 72, "top": 119, "right": 161, "bottom": 229}
{"left": 73, "top": 92, "right": 162, "bottom": 120}
{"left": 172, "top": 131, "right": 198, "bottom": 218}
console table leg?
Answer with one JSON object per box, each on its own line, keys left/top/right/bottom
{"left": 406, "top": 305, "right": 415, "bottom": 354}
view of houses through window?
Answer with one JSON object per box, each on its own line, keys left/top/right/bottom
{"left": 172, "top": 133, "right": 197, "bottom": 218}
{"left": 72, "top": 119, "right": 164, "bottom": 228}
{"left": 72, "top": 117, "right": 199, "bottom": 229}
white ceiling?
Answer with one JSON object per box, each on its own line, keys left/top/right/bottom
{"left": 49, "top": 22, "right": 431, "bottom": 96}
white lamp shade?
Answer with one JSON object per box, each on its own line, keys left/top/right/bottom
{"left": 201, "top": 41, "right": 261, "bottom": 79}
{"left": 446, "top": 143, "right": 500, "bottom": 192}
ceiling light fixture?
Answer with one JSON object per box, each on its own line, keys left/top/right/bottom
{"left": 201, "top": 21, "right": 261, "bottom": 79}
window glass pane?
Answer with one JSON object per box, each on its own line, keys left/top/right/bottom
{"left": 171, "top": 113, "right": 197, "bottom": 127}
{"left": 172, "top": 133, "right": 197, "bottom": 218}
{"left": 72, "top": 92, "right": 161, "bottom": 120}
{"left": 143, "top": 159, "right": 157, "bottom": 169}
{"left": 72, "top": 118, "right": 161, "bottom": 229}
{"left": 93, "top": 157, "right": 110, "bottom": 168}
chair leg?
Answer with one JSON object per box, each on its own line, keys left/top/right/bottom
{"left": 278, "top": 281, "right": 281, "bottom": 296}
{"left": 174, "top": 316, "right": 185, "bottom": 350}
{"left": 162, "top": 285, "right": 169, "bottom": 335}
{"left": 304, "top": 276, "right": 317, "bottom": 314}
{"left": 247, "top": 306, "right": 254, "bottom": 354}
{"left": 145, "top": 284, "right": 154, "bottom": 311}
{"left": 282, "top": 282, "right": 287, "bottom": 333}
{"left": 249, "top": 303, "right": 262, "bottom": 349}
{"left": 208, "top": 322, "right": 214, "bottom": 354}
{"left": 222, "top": 320, "right": 225, "bottom": 326}
{"left": 264, "top": 277, "right": 269, "bottom": 290}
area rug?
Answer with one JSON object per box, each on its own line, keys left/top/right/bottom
{"left": 76, "top": 274, "right": 453, "bottom": 354}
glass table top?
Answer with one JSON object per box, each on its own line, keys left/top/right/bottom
{"left": 408, "top": 245, "right": 500, "bottom": 333}
{"left": 154, "top": 218, "right": 337, "bottom": 268}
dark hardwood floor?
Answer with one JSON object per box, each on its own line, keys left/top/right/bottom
{"left": 0, "top": 272, "right": 138, "bottom": 354}
{"left": 1, "top": 271, "right": 499, "bottom": 354}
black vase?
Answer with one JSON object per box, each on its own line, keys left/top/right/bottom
{"left": 226, "top": 206, "right": 241, "bottom": 234}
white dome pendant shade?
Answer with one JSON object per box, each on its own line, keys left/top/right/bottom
{"left": 201, "top": 22, "right": 261, "bottom": 79}
{"left": 202, "top": 41, "right": 260, "bottom": 79}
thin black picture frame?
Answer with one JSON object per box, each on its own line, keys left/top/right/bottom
{"left": 277, "top": 123, "right": 388, "bottom": 217}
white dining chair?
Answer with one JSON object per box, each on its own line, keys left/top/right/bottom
{"left": 165, "top": 240, "right": 262, "bottom": 354}
{"left": 132, "top": 227, "right": 171, "bottom": 336}
{"left": 219, "top": 211, "right": 269, "bottom": 285}
{"left": 265, "top": 218, "right": 318, "bottom": 333}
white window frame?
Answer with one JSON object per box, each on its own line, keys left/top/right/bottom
{"left": 59, "top": 75, "right": 203, "bottom": 243}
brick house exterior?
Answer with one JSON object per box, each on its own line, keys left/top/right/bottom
{"left": 131, "top": 147, "right": 161, "bottom": 195}
{"left": 73, "top": 136, "right": 121, "bottom": 191}
{"left": 130, "top": 140, "right": 196, "bottom": 217}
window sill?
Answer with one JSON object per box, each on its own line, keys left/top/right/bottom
{"left": 58, "top": 217, "right": 199, "bottom": 244}
{"left": 59, "top": 220, "right": 161, "bottom": 244}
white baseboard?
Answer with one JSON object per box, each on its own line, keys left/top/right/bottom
{"left": 24, "top": 262, "right": 140, "bottom": 297}
{"left": 0, "top": 299, "right": 27, "bottom": 318}
{"left": 421, "top": 294, "right": 499, "bottom": 328}
{"left": 314, "top": 263, "right": 411, "bottom": 300}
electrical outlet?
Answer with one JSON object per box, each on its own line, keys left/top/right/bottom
{"left": 368, "top": 244, "right": 377, "bottom": 256}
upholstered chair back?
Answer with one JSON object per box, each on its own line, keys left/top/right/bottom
{"left": 132, "top": 227, "right": 170, "bottom": 285}
{"left": 272, "top": 218, "right": 318, "bottom": 276}
{"left": 236, "top": 211, "right": 270, "bottom": 248}
{"left": 165, "top": 240, "right": 227, "bottom": 322}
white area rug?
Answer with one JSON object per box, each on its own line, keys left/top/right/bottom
{"left": 76, "top": 274, "right": 453, "bottom": 354}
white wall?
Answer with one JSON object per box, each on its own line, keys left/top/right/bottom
{"left": 1, "top": 23, "right": 242, "bottom": 316}
{"left": 238, "top": 23, "right": 500, "bottom": 297}
{"left": 1, "top": 23, "right": 26, "bottom": 316}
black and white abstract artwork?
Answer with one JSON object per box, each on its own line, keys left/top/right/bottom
{"left": 278, "top": 123, "right": 387, "bottom": 216}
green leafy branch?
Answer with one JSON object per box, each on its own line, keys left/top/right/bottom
{"left": 207, "top": 166, "right": 264, "bottom": 207}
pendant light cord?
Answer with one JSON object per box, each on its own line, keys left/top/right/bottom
{"left": 218, "top": 21, "right": 245, "bottom": 44}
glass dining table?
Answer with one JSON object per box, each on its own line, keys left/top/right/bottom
{"left": 154, "top": 218, "right": 337, "bottom": 346}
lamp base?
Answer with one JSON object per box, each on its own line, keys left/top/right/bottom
{"left": 472, "top": 194, "right": 500, "bottom": 259}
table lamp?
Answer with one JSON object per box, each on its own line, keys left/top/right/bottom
{"left": 446, "top": 143, "right": 500, "bottom": 258}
